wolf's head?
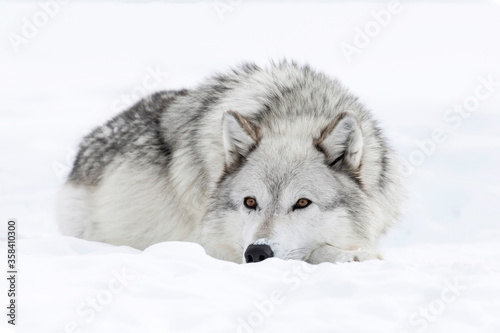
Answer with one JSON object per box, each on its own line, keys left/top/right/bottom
{"left": 201, "top": 109, "right": 376, "bottom": 264}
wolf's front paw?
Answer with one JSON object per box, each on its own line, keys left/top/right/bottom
{"left": 307, "top": 244, "right": 381, "bottom": 264}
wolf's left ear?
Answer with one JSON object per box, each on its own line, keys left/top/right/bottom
{"left": 314, "top": 112, "right": 363, "bottom": 171}
{"left": 222, "top": 111, "right": 262, "bottom": 167}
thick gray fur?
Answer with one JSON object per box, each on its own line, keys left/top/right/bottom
{"left": 58, "top": 61, "right": 404, "bottom": 264}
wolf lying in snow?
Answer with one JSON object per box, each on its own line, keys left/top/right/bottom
{"left": 57, "top": 61, "right": 404, "bottom": 264}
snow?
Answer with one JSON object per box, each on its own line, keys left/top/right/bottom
{"left": 1, "top": 1, "right": 500, "bottom": 332}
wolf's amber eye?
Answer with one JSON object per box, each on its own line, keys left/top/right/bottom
{"left": 244, "top": 197, "right": 257, "bottom": 209}
{"left": 294, "top": 198, "right": 311, "bottom": 210}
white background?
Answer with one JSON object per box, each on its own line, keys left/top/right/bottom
{"left": 0, "top": 1, "right": 499, "bottom": 332}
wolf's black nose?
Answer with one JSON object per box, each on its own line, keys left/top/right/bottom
{"left": 245, "top": 244, "right": 274, "bottom": 263}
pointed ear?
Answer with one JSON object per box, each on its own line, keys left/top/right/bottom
{"left": 314, "top": 112, "right": 363, "bottom": 171}
{"left": 222, "top": 111, "right": 262, "bottom": 167}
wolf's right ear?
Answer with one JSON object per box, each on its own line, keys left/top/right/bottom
{"left": 314, "top": 112, "right": 363, "bottom": 171}
{"left": 222, "top": 111, "right": 262, "bottom": 167}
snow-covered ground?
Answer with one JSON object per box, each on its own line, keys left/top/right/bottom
{"left": 1, "top": 1, "right": 500, "bottom": 332}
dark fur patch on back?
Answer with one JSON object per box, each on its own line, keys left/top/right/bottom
{"left": 68, "top": 90, "right": 184, "bottom": 185}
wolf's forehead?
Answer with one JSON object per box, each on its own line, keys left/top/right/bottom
{"left": 262, "top": 117, "right": 328, "bottom": 139}
{"left": 255, "top": 134, "right": 322, "bottom": 165}
{"left": 245, "top": 142, "right": 327, "bottom": 190}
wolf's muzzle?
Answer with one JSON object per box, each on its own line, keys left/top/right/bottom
{"left": 244, "top": 244, "right": 274, "bottom": 263}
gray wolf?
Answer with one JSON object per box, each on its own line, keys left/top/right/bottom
{"left": 57, "top": 61, "right": 404, "bottom": 264}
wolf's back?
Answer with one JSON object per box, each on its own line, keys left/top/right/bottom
{"left": 68, "top": 90, "right": 184, "bottom": 186}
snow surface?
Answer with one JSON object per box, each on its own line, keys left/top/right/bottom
{"left": 1, "top": 2, "right": 500, "bottom": 332}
